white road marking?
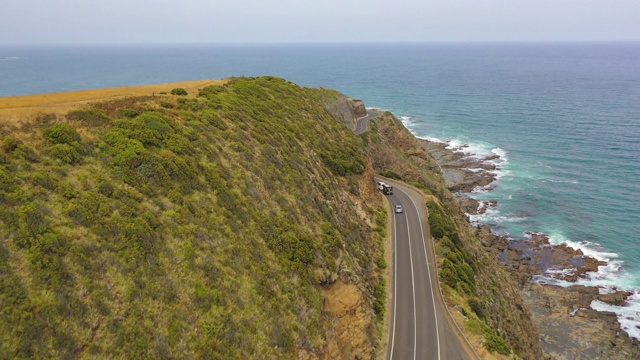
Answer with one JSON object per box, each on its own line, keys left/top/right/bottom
{"left": 404, "top": 188, "right": 441, "bottom": 360}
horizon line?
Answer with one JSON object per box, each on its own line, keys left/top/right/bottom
{"left": 3, "top": 40, "right": 640, "bottom": 47}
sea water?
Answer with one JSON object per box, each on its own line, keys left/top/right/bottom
{"left": 2, "top": 42, "right": 640, "bottom": 338}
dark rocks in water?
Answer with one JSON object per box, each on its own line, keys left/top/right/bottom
{"left": 420, "top": 128, "right": 640, "bottom": 358}
{"left": 420, "top": 139, "right": 498, "bottom": 193}
{"left": 598, "top": 291, "right": 633, "bottom": 307}
{"left": 499, "top": 232, "right": 607, "bottom": 285}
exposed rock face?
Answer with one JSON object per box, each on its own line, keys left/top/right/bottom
{"left": 420, "top": 139, "right": 498, "bottom": 193}
{"left": 522, "top": 284, "right": 640, "bottom": 359}
{"left": 351, "top": 99, "right": 367, "bottom": 118}
{"left": 501, "top": 232, "right": 607, "bottom": 285}
{"left": 321, "top": 281, "right": 373, "bottom": 360}
{"left": 324, "top": 95, "right": 366, "bottom": 131}
{"left": 424, "top": 129, "right": 640, "bottom": 359}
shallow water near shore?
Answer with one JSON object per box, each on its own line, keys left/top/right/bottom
{"left": 2, "top": 42, "right": 640, "bottom": 338}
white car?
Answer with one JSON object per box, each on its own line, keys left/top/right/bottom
{"left": 395, "top": 205, "right": 403, "bottom": 213}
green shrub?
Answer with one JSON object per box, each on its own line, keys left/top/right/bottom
{"left": 49, "top": 144, "right": 82, "bottom": 164}
{"left": 198, "top": 85, "right": 225, "bottom": 98}
{"left": 67, "top": 109, "right": 110, "bottom": 127}
{"left": 97, "top": 181, "right": 115, "bottom": 197}
{"left": 485, "top": 332, "right": 511, "bottom": 355}
{"left": 468, "top": 297, "right": 486, "bottom": 320}
{"left": 0, "top": 166, "right": 15, "bottom": 192}
{"left": 117, "top": 109, "right": 140, "bottom": 118}
{"left": 2, "top": 137, "right": 21, "bottom": 153}
{"left": 18, "top": 202, "right": 48, "bottom": 238}
{"left": 320, "top": 152, "right": 365, "bottom": 177}
{"left": 372, "top": 276, "right": 386, "bottom": 319}
{"left": 42, "top": 123, "right": 81, "bottom": 145}
{"left": 380, "top": 170, "right": 401, "bottom": 180}
{"left": 31, "top": 172, "right": 57, "bottom": 190}
{"left": 13, "top": 144, "right": 39, "bottom": 163}
{"left": 171, "top": 88, "right": 188, "bottom": 96}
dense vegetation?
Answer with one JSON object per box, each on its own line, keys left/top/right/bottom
{"left": 361, "top": 113, "right": 543, "bottom": 359}
{"left": 0, "top": 77, "right": 385, "bottom": 359}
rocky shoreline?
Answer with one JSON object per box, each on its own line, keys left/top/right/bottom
{"left": 420, "top": 138, "right": 640, "bottom": 359}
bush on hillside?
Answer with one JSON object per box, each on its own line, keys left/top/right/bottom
{"left": 171, "top": 88, "right": 188, "bottom": 96}
{"left": 42, "top": 123, "right": 82, "bottom": 145}
{"left": 67, "top": 109, "right": 110, "bottom": 127}
{"left": 49, "top": 144, "right": 82, "bottom": 165}
{"left": 2, "top": 137, "right": 21, "bottom": 153}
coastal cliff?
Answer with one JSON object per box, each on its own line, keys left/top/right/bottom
{"left": 1, "top": 76, "right": 580, "bottom": 359}
{"left": 0, "top": 77, "right": 386, "bottom": 359}
{"left": 361, "top": 112, "right": 544, "bottom": 359}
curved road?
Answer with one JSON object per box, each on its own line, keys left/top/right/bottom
{"left": 378, "top": 180, "right": 474, "bottom": 360}
{"left": 354, "top": 109, "right": 381, "bottom": 135}
{"left": 354, "top": 109, "right": 476, "bottom": 359}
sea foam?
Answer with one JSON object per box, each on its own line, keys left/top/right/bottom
{"left": 399, "top": 112, "right": 640, "bottom": 341}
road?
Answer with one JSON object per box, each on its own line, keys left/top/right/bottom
{"left": 354, "top": 109, "right": 381, "bottom": 135}
{"left": 354, "top": 108, "right": 475, "bottom": 359}
{"left": 379, "top": 178, "right": 474, "bottom": 360}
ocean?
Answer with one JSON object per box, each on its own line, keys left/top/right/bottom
{"left": 2, "top": 42, "right": 640, "bottom": 338}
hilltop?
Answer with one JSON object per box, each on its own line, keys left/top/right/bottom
{"left": 0, "top": 77, "right": 389, "bottom": 359}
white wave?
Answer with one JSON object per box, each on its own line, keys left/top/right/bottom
{"left": 420, "top": 136, "right": 447, "bottom": 144}
{"left": 546, "top": 267, "right": 577, "bottom": 277}
{"left": 532, "top": 232, "right": 640, "bottom": 340}
{"left": 592, "top": 292, "right": 640, "bottom": 341}
{"left": 548, "top": 234, "right": 619, "bottom": 263}
{"left": 492, "top": 147, "right": 508, "bottom": 161}
{"left": 400, "top": 111, "right": 640, "bottom": 341}
{"left": 467, "top": 205, "right": 527, "bottom": 226}
{"left": 546, "top": 179, "right": 579, "bottom": 184}
{"left": 531, "top": 274, "right": 575, "bottom": 287}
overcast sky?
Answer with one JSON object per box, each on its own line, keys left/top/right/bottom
{"left": 2, "top": 0, "right": 639, "bottom": 44}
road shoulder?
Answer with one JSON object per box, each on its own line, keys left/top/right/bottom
{"left": 378, "top": 177, "right": 480, "bottom": 360}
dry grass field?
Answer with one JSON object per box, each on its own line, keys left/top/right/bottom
{"left": 0, "top": 79, "right": 226, "bottom": 124}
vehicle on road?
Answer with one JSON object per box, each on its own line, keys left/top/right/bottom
{"left": 377, "top": 181, "right": 393, "bottom": 195}
{"left": 395, "top": 205, "right": 403, "bottom": 213}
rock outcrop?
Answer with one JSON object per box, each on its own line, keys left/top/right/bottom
{"left": 324, "top": 95, "right": 365, "bottom": 131}
{"left": 422, "top": 123, "right": 640, "bottom": 359}
{"left": 420, "top": 139, "right": 498, "bottom": 193}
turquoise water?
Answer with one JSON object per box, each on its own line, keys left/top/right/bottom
{"left": 2, "top": 43, "right": 640, "bottom": 336}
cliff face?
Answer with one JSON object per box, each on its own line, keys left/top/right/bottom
{"left": 362, "top": 112, "right": 544, "bottom": 359}
{"left": 0, "top": 77, "right": 386, "bottom": 359}
{"left": 324, "top": 95, "right": 366, "bottom": 130}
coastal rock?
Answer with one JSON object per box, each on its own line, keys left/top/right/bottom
{"left": 416, "top": 127, "right": 639, "bottom": 358}
{"left": 522, "top": 284, "right": 640, "bottom": 359}
{"left": 499, "top": 232, "right": 607, "bottom": 285}
{"left": 597, "top": 291, "right": 633, "bottom": 307}
{"left": 420, "top": 139, "right": 499, "bottom": 193}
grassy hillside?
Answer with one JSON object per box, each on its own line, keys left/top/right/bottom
{"left": 0, "top": 77, "right": 387, "bottom": 359}
{"left": 361, "top": 113, "right": 544, "bottom": 359}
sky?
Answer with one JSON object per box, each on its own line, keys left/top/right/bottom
{"left": 2, "top": 0, "right": 639, "bottom": 45}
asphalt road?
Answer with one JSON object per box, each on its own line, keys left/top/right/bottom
{"left": 354, "top": 109, "right": 381, "bottom": 135}
{"left": 379, "top": 178, "right": 474, "bottom": 360}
